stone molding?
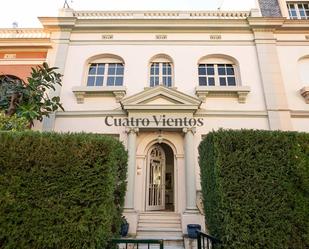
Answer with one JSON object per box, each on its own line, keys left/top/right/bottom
{"left": 72, "top": 86, "right": 126, "bottom": 104}
{"left": 121, "top": 85, "right": 201, "bottom": 111}
{"left": 73, "top": 10, "right": 252, "bottom": 19}
{"left": 300, "top": 86, "right": 309, "bottom": 104}
{"left": 125, "top": 127, "right": 139, "bottom": 134}
{"left": 182, "top": 127, "right": 196, "bottom": 134}
{"left": 0, "top": 29, "right": 50, "bottom": 39}
{"left": 195, "top": 86, "right": 251, "bottom": 103}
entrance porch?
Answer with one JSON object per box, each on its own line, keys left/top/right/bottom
{"left": 120, "top": 86, "right": 205, "bottom": 237}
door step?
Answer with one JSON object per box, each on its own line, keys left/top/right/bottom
{"left": 136, "top": 212, "right": 184, "bottom": 248}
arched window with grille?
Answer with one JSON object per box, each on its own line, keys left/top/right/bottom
{"left": 198, "top": 55, "right": 240, "bottom": 87}
{"left": 86, "top": 55, "right": 124, "bottom": 87}
{"left": 149, "top": 54, "right": 173, "bottom": 87}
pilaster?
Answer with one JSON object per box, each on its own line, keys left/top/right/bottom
{"left": 250, "top": 21, "right": 292, "bottom": 130}
{"left": 124, "top": 127, "right": 139, "bottom": 210}
{"left": 40, "top": 8, "right": 76, "bottom": 131}
{"left": 182, "top": 127, "right": 197, "bottom": 211}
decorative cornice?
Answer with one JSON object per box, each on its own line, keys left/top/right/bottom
{"left": 0, "top": 29, "right": 50, "bottom": 39}
{"left": 38, "top": 17, "right": 77, "bottom": 31}
{"left": 247, "top": 17, "right": 285, "bottom": 28}
{"left": 73, "top": 10, "right": 251, "bottom": 20}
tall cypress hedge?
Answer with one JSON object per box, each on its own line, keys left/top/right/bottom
{"left": 0, "top": 131, "right": 128, "bottom": 249}
{"left": 199, "top": 129, "right": 309, "bottom": 249}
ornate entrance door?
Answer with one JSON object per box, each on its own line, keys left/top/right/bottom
{"left": 146, "top": 145, "right": 166, "bottom": 211}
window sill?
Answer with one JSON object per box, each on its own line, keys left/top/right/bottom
{"left": 195, "top": 86, "right": 251, "bottom": 103}
{"left": 300, "top": 86, "right": 309, "bottom": 104}
{"left": 72, "top": 86, "right": 126, "bottom": 104}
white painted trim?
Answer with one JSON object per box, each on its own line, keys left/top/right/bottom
{"left": 55, "top": 110, "right": 126, "bottom": 117}
{"left": 0, "top": 59, "right": 46, "bottom": 65}
{"left": 195, "top": 110, "right": 268, "bottom": 117}
{"left": 195, "top": 86, "right": 251, "bottom": 103}
{"left": 291, "top": 110, "right": 309, "bottom": 117}
{"left": 55, "top": 110, "right": 272, "bottom": 118}
{"left": 72, "top": 86, "right": 126, "bottom": 103}
{"left": 72, "top": 10, "right": 251, "bottom": 20}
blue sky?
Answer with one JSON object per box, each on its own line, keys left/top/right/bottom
{"left": 0, "top": 0, "right": 256, "bottom": 28}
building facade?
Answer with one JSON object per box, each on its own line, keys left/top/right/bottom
{"left": 0, "top": 29, "right": 50, "bottom": 82}
{"left": 1, "top": 0, "right": 309, "bottom": 241}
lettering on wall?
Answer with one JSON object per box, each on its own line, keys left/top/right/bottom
{"left": 3, "top": 54, "right": 16, "bottom": 59}
{"left": 156, "top": 35, "right": 167, "bottom": 40}
{"left": 104, "top": 115, "right": 204, "bottom": 127}
{"left": 210, "top": 35, "right": 222, "bottom": 40}
{"left": 102, "top": 34, "right": 114, "bottom": 40}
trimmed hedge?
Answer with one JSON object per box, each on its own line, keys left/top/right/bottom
{"left": 0, "top": 132, "right": 128, "bottom": 249}
{"left": 199, "top": 129, "right": 309, "bottom": 249}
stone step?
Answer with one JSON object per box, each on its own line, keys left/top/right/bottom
{"left": 139, "top": 219, "right": 181, "bottom": 224}
{"left": 136, "top": 231, "right": 183, "bottom": 239}
{"left": 138, "top": 223, "right": 181, "bottom": 229}
{"left": 139, "top": 215, "right": 181, "bottom": 219}
{"left": 136, "top": 212, "right": 184, "bottom": 248}
{"left": 139, "top": 214, "right": 181, "bottom": 220}
{"left": 139, "top": 212, "right": 180, "bottom": 217}
{"left": 138, "top": 227, "right": 182, "bottom": 232}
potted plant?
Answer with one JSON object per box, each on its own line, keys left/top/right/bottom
{"left": 120, "top": 216, "right": 129, "bottom": 237}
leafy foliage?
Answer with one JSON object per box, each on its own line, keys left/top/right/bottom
{"left": 0, "top": 112, "right": 29, "bottom": 131}
{"left": 0, "top": 63, "right": 64, "bottom": 126}
{"left": 0, "top": 132, "right": 128, "bottom": 249}
{"left": 199, "top": 129, "right": 309, "bottom": 249}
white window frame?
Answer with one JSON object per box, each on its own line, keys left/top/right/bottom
{"left": 195, "top": 56, "right": 250, "bottom": 103}
{"left": 287, "top": 2, "right": 309, "bottom": 19}
{"left": 86, "top": 62, "right": 124, "bottom": 87}
{"left": 72, "top": 56, "right": 126, "bottom": 104}
{"left": 149, "top": 56, "right": 173, "bottom": 87}
{"left": 150, "top": 62, "right": 173, "bottom": 87}
{"left": 198, "top": 59, "right": 238, "bottom": 87}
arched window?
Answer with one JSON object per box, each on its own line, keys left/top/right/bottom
{"left": 149, "top": 54, "right": 173, "bottom": 87}
{"left": 198, "top": 55, "right": 239, "bottom": 87}
{"left": 287, "top": 2, "right": 309, "bottom": 19}
{"left": 86, "top": 55, "right": 124, "bottom": 87}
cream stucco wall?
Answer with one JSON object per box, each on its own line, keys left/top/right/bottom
{"left": 32, "top": 8, "right": 309, "bottom": 235}
{"left": 277, "top": 46, "right": 309, "bottom": 110}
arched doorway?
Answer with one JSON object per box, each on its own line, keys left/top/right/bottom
{"left": 146, "top": 143, "right": 174, "bottom": 211}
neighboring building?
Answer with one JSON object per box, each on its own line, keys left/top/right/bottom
{"left": 1, "top": 0, "right": 309, "bottom": 245}
{"left": 0, "top": 29, "right": 50, "bottom": 82}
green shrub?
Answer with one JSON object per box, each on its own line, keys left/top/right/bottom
{"left": 199, "top": 129, "right": 309, "bottom": 249}
{"left": 0, "top": 131, "right": 128, "bottom": 249}
{"left": 0, "top": 112, "right": 29, "bottom": 131}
